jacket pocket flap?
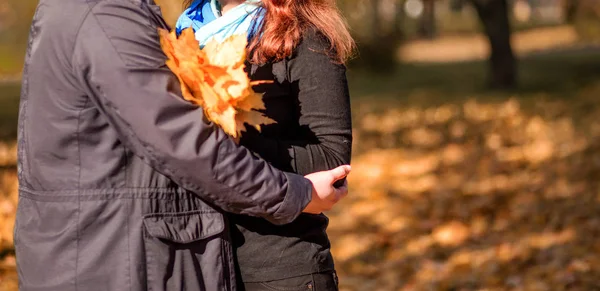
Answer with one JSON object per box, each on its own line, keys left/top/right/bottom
{"left": 143, "top": 211, "right": 225, "bottom": 243}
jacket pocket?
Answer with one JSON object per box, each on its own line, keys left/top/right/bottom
{"left": 143, "top": 210, "right": 230, "bottom": 291}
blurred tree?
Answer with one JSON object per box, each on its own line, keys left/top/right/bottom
{"left": 469, "top": 0, "right": 517, "bottom": 89}
{"left": 350, "top": 0, "right": 404, "bottom": 72}
{"left": 563, "top": 0, "right": 600, "bottom": 41}
{"left": 450, "top": 0, "right": 465, "bottom": 11}
{"left": 0, "top": 0, "right": 37, "bottom": 75}
{"left": 155, "top": 0, "right": 184, "bottom": 27}
{"left": 563, "top": 0, "right": 579, "bottom": 21}
{"left": 394, "top": 0, "right": 406, "bottom": 36}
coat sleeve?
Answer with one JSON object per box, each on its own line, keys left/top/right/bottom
{"left": 241, "top": 32, "right": 353, "bottom": 176}
{"left": 70, "top": 1, "right": 312, "bottom": 225}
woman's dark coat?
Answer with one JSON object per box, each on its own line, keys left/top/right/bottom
{"left": 232, "top": 31, "right": 352, "bottom": 282}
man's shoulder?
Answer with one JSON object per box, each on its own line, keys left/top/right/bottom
{"left": 81, "top": 0, "right": 166, "bottom": 33}
{"left": 58, "top": 0, "right": 165, "bottom": 49}
{"left": 35, "top": 0, "right": 92, "bottom": 30}
{"left": 38, "top": 0, "right": 156, "bottom": 28}
{"left": 71, "top": 0, "right": 168, "bottom": 69}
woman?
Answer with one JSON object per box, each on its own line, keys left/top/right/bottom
{"left": 176, "top": 0, "right": 354, "bottom": 290}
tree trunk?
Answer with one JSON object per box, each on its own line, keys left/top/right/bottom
{"left": 371, "top": 0, "right": 382, "bottom": 36}
{"left": 471, "top": 0, "right": 517, "bottom": 89}
{"left": 563, "top": 0, "right": 579, "bottom": 22}
{"left": 394, "top": 0, "right": 406, "bottom": 37}
{"left": 419, "top": 0, "right": 436, "bottom": 39}
{"left": 355, "top": 0, "right": 399, "bottom": 72}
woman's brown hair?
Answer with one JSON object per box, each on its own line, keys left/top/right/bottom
{"left": 183, "top": 0, "right": 355, "bottom": 64}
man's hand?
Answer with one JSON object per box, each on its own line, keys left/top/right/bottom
{"left": 303, "top": 165, "right": 351, "bottom": 214}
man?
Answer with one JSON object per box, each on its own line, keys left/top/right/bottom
{"left": 14, "top": 0, "right": 349, "bottom": 290}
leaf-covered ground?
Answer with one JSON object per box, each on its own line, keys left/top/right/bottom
{"left": 330, "top": 84, "right": 600, "bottom": 291}
{"left": 0, "top": 143, "right": 17, "bottom": 291}
{"left": 2, "top": 52, "right": 600, "bottom": 290}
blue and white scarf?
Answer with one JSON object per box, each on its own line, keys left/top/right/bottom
{"left": 175, "top": 0, "right": 263, "bottom": 47}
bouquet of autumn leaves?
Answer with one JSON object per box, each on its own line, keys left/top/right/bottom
{"left": 158, "top": 28, "right": 274, "bottom": 139}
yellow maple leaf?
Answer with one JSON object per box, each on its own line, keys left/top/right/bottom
{"left": 236, "top": 110, "right": 275, "bottom": 132}
{"left": 203, "top": 34, "right": 247, "bottom": 67}
{"left": 159, "top": 28, "right": 275, "bottom": 139}
{"left": 237, "top": 92, "right": 267, "bottom": 112}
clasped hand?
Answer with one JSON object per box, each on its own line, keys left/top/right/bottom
{"left": 303, "top": 165, "right": 351, "bottom": 214}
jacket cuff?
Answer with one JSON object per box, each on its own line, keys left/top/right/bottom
{"left": 271, "top": 172, "right": 313, "bottom": 225}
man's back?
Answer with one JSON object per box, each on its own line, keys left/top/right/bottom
{"left": 17, "top": 1, "right": 236, "bottom": 290}
{"left": 16, "top": 0, "right": 315, "bottom": 290}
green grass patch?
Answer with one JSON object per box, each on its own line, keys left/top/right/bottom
{"left": 0, "top": 46, "right": 24, "bottom": 76}
{"left": 0, "top": 83, "right": 20, "bottom": 141}
{"left": 348, "top": 49, "right": 600, "bottom": 107}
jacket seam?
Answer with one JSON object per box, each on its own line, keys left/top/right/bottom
{"left": 20, "top": 186, "right": 195, "bottom": 193}
{"left": 143, "top": 210, "right": 221, "bottom": 218}
{"left": 127, "top": 199, "right": 132, "bottom": 291}
{"left": 70, "top": 3, "right": 96, "bottom": 77}
{"left": 123, "top": 146, "right": 129, "bottom": 187}
{"left": 74, "top": 98, "right": 89, "bottom": 291}
{"left": 20, "top": 3, "right": 47, "bottom": 189}
{"left": 76, "top": 99, "right": 90, "bottom": 188}
{"left": 86, "top": 6, "right": 127, "bottom": 65}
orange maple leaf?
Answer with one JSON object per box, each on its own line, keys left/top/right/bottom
{"left": 159, "top": 28, "right": 275, "bottom": 139}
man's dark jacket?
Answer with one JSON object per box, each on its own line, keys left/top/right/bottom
{"left": 14, "top": 0, "right": 313, "bottom": 290}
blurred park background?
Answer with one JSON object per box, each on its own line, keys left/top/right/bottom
{"left": 2, "top": 0, "right": 600, "bottom": 290}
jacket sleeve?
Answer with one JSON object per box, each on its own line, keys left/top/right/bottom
{"left": 70, "top": 1, "right": 312, "bottom": 225}
{"left": 241, "top": 32, "right": 353, "bottom": 176}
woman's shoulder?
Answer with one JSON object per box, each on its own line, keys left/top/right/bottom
{"left": 283, "top": 28, "right": 346, "bottom": 81}
{"left": 292, "top": 28, "right": 334, "bottom": 59}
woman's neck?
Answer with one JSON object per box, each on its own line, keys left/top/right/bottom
{"left": 218, "top": 0, "right": 246, "bottom": 15}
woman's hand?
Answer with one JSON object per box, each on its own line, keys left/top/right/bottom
{"left": 303, "top": 165, "right": 351, "bottom": 214}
